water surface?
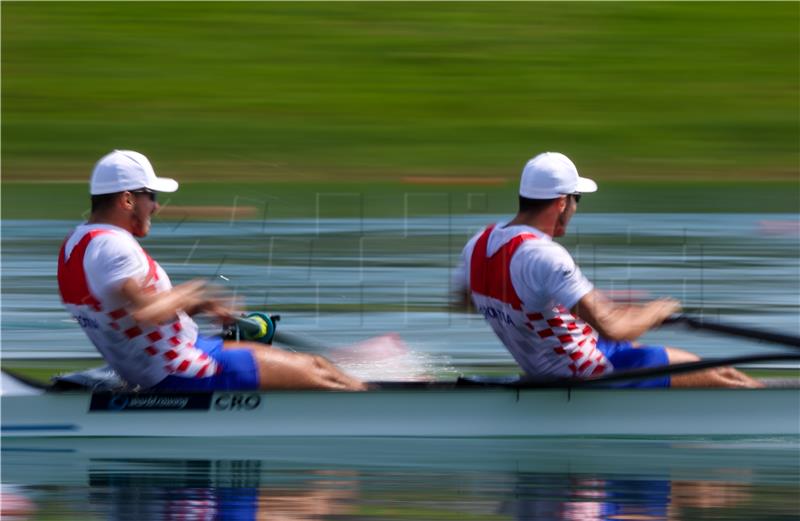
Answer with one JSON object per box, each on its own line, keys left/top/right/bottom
{"left": 2, "top": 214, "right": 798, "bottom": 365}
{"left": 2, "top": 437, "right": 798, "bottom": 521}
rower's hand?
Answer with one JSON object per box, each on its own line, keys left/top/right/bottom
{"left": 172, "top": 280, "right": 235, "bottom": 321}
{"left": 194, "top": 284, "right": 242, "bottom": 324}
{"left": 201, "top": 296, "right": 242, "bottom": 325}
{"left": 173, "top": 279, "right": 211, "bottom": 313}
{"left": 646, "top": 298, "right": 682, "bottom": 327}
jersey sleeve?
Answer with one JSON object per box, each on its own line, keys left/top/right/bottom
{"left": 83, "top": 233, "right": 149, "bottom": 298}
{"left": 519, "top": 242, "right": 594, "bottom": 310}
{"left": 451, "top": 230, "right": 483, "bottom": 297}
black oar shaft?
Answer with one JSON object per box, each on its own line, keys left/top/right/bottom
{"left": 577, "top": 353, "right": 800, "bottom": 386}
{"left": 272, "top": 330, "right": 328, "bottom": 352}
{"left": 496, "top": 353, "right": 800, "bottom": 388}
{"left": 666, "top": 315, "right": 800, "bottom": 349}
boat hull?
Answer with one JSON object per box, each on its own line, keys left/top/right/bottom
{"left": 3, "top": 386, "right": 799, "bottom": 437}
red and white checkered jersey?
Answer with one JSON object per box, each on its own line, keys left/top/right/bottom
{"left": 454, "top": 222, "right": 612, "bottom": 379}
{"left": 57, "top": 224, "right": 217, "bottom": 388}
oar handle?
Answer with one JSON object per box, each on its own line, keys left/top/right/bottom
{"left": 665, "top": 314, "right": 800, "bottom": 349}
{"left": 233, "top": 313, "right": 278, "bottom": 344}
{"left": 662, "top": 314, "right": 687, "bottom": 326}
{"left": 235, "top": 316, "right": 265, "bottom": 337}
{"left": 231, "top": 316, "right": 328, "bottom": 352}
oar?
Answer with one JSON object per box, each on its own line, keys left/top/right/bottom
{"left": 234, "top": 315, "right": 396, "bottom": 354}
{"left": 237, "top": 315, "right": 393, "bottom": 354}
{"left": 664, "top": 315, "right": 800, "bottom": 349}
{"left": 577, "top": 352, "right": 800, "bottom": 387}
{"left": 602, "top": 288, "right": 800, "bottom": 349}
{"left": 272, "top": 330, "right": 328, "bottom": 352}
{"left": 507, "top": 352, "right": 800, "bottom": 388}
{"left": 233, "top": 314, "right": 331, "bottom": 352}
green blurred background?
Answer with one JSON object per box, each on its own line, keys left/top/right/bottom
{"left": 3, "top": 2, "right": 798, "bottom": 218}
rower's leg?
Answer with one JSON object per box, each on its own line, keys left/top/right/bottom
{"left": 224, "top": 341, "right": 366, "bottom": 391}
{"left": 665, "top": 347, "right": 764, "bottom": 388}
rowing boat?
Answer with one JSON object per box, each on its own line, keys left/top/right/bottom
{"left": 2, "top": 368, "right": 798, "bottom": 438}
{"left": 4, "top": 315, "right": 800, "bottom": 438}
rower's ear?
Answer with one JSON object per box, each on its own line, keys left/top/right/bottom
{"left": 121, "top": 191, "right": 135, "bottom": 209}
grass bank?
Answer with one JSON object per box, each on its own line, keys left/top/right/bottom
{"left": 2, "top": 2, "right": 798, "bottom": 217}
{"left": 3, "top": 179, "right": 798, "bottom": 220}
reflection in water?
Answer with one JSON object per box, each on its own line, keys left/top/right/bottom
{"left": 671, "top": 479, "right": 752, "bottom": 510}
{"left": 0, "top": 464, "right": 773, "bottom": 521}
{"left": 504, "top": 476, "right": 759, "bottom": 521}
{"left": 257, "top": 472, "right": 358, "bottom": 521}
{"left": 503, "top": 475, "right": 673, "bottom": 521}
{"left": 84, "top": 461, "right": 356, "bottom": 521}
{"left": 3, "top": 437, "right": 798, "bottom": 521}
{"left": 0, "top": 485, "right": 36, "bottom": 520}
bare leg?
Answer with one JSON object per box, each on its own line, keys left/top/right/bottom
{"left": 666, "top": 347, "right": 764, "bottom": 388}
{"left": 223, "top": 341, "right": 366, "bottom": 391}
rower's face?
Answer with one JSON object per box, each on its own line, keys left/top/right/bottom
{"left": 129, "top": 190, "right": 159, "bottom": 237}
{"left": 553, "top": 195, "right": 578, "bottom": 237}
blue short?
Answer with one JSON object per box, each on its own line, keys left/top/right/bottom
{"left": 151, "top": 335, "right": 260, "bottom": 391}
{"left": 597, "top": 338, "right": 671, "bottom": 388}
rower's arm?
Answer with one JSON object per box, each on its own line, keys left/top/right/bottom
{"left": 572, "top": 289, "right": 680, "bottom": 341}
{"left": 449, "top": 260, "right": 474, "bottom": 313}
{"left": 450, "top": 234, "right": 483, "bottom": 313}
{"left": 119, "top": 278, "right": 235, "bottom": 325}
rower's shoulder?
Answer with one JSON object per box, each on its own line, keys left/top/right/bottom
{"left": 73, "top": 226, "right": 143, "bottom": 265}
{"left": 514, "top": 234, "right": 567, "bottom": 257}
{"left": 512, "top": 239, "right": 581, "bottom": 279}
{"left": 78, "top": 224, "right": 137, "bottom": 246}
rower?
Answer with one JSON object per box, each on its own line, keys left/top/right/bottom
{"left": 453, "top": 152, "right": 762, "bottom": 388}
{"left": 57, "top": 150, "right": 365, "bottom": 391}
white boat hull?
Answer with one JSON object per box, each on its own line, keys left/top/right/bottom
{"left": 3, "top": 385, "right": 799, "bottom": 437}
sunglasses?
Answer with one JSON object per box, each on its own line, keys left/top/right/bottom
{"left": 566, "top": 193, "right": 581, "bottom": 204}
{"left": 131, "top": 189, "right": 157, "bottom": 202}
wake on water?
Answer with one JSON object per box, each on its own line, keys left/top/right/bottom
{"left": 325, "top": 334, "right": 457, "bottom": 382}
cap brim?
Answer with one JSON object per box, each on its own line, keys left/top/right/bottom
{"left": 146, "top": 177, "right": 179, "bottom": 193}
{"left": 575, "top": 176, "right": 597, "bottom": 194}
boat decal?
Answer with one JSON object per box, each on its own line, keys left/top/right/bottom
{"left": 213, "top": 393, "right": 262, "bottom": 411}
{"left": 89, "top": 392, "right": 212, "bottom": 412}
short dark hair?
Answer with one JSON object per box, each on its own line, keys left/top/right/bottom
{"left": 518, "top": 195, "right": 558, "bottom": 213}
{"left": 91, "top": 192, "right": 122, "bottom": 213}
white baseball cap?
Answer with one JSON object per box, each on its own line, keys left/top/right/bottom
{"left": 519, "top": 152, "right": 597, "bottom": 199}
{"left": 90, "top": 150, "right": 179, "bottom": 195}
